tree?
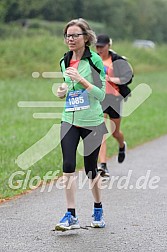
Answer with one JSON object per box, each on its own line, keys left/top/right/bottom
{"left": 1, "top": 0, "right": 167, "bottom": 42}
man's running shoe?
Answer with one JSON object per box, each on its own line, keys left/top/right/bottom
{"left": 91, "top": 208, "right": 105, "bottom": 228}
{"left": 98, "top": 163, "right": 110, "bottom": 177}
{"left": 55, "top": 212, "right": 80, "bottom": 231}
{"left": 118, "top": 141, "right": 127, "bottom": 163}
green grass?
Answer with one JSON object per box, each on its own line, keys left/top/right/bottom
{"left": 0, "top": 35, "right": 65, "bottom": 79}
{"left": 0, "top": 19, "right": 106, "bottom": 40}
{"left": 0, "top": 77, "right": 63, "bottom": 198}
{"left": 1, "top": 34, "right": 167, "bottom": 200}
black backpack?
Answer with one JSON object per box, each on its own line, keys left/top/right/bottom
{"left": 88, "top": 52, "right": 134, "bottom": 99}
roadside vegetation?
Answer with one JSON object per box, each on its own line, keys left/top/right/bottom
{"left": 0, "top": 22, "right": 167, "bottom": 200}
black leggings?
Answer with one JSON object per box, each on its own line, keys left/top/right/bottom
{"left": 60, "top": 122, "right": 105, "bottom": 179}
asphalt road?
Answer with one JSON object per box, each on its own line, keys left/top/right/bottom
{"left": 0, "top": 135, "right": 167, "bottom": 252}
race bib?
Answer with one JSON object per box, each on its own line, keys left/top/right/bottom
{"left": 65, "top": 90, "right": 90, "bottom": 112}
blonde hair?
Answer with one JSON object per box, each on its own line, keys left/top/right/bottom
{"left": 64, "top": 18, "right": 96, "bottom": 46}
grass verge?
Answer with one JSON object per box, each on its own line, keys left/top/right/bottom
{"left": 1, "top": 35, "right": 167, "bottom": 199}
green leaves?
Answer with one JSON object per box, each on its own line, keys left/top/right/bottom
{"left": 0, "top": 0, "right": 167, "bottom": 42}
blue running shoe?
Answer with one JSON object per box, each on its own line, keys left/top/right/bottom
{"left": 91, "top": 208, "right": 105, "bottom": 228}
{"left": 55, "top": 212, "right": 80, "bottom": 231}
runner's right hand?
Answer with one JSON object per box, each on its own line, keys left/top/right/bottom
{"left": 57, "top": 83, "right": 68, "bottom": 98}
